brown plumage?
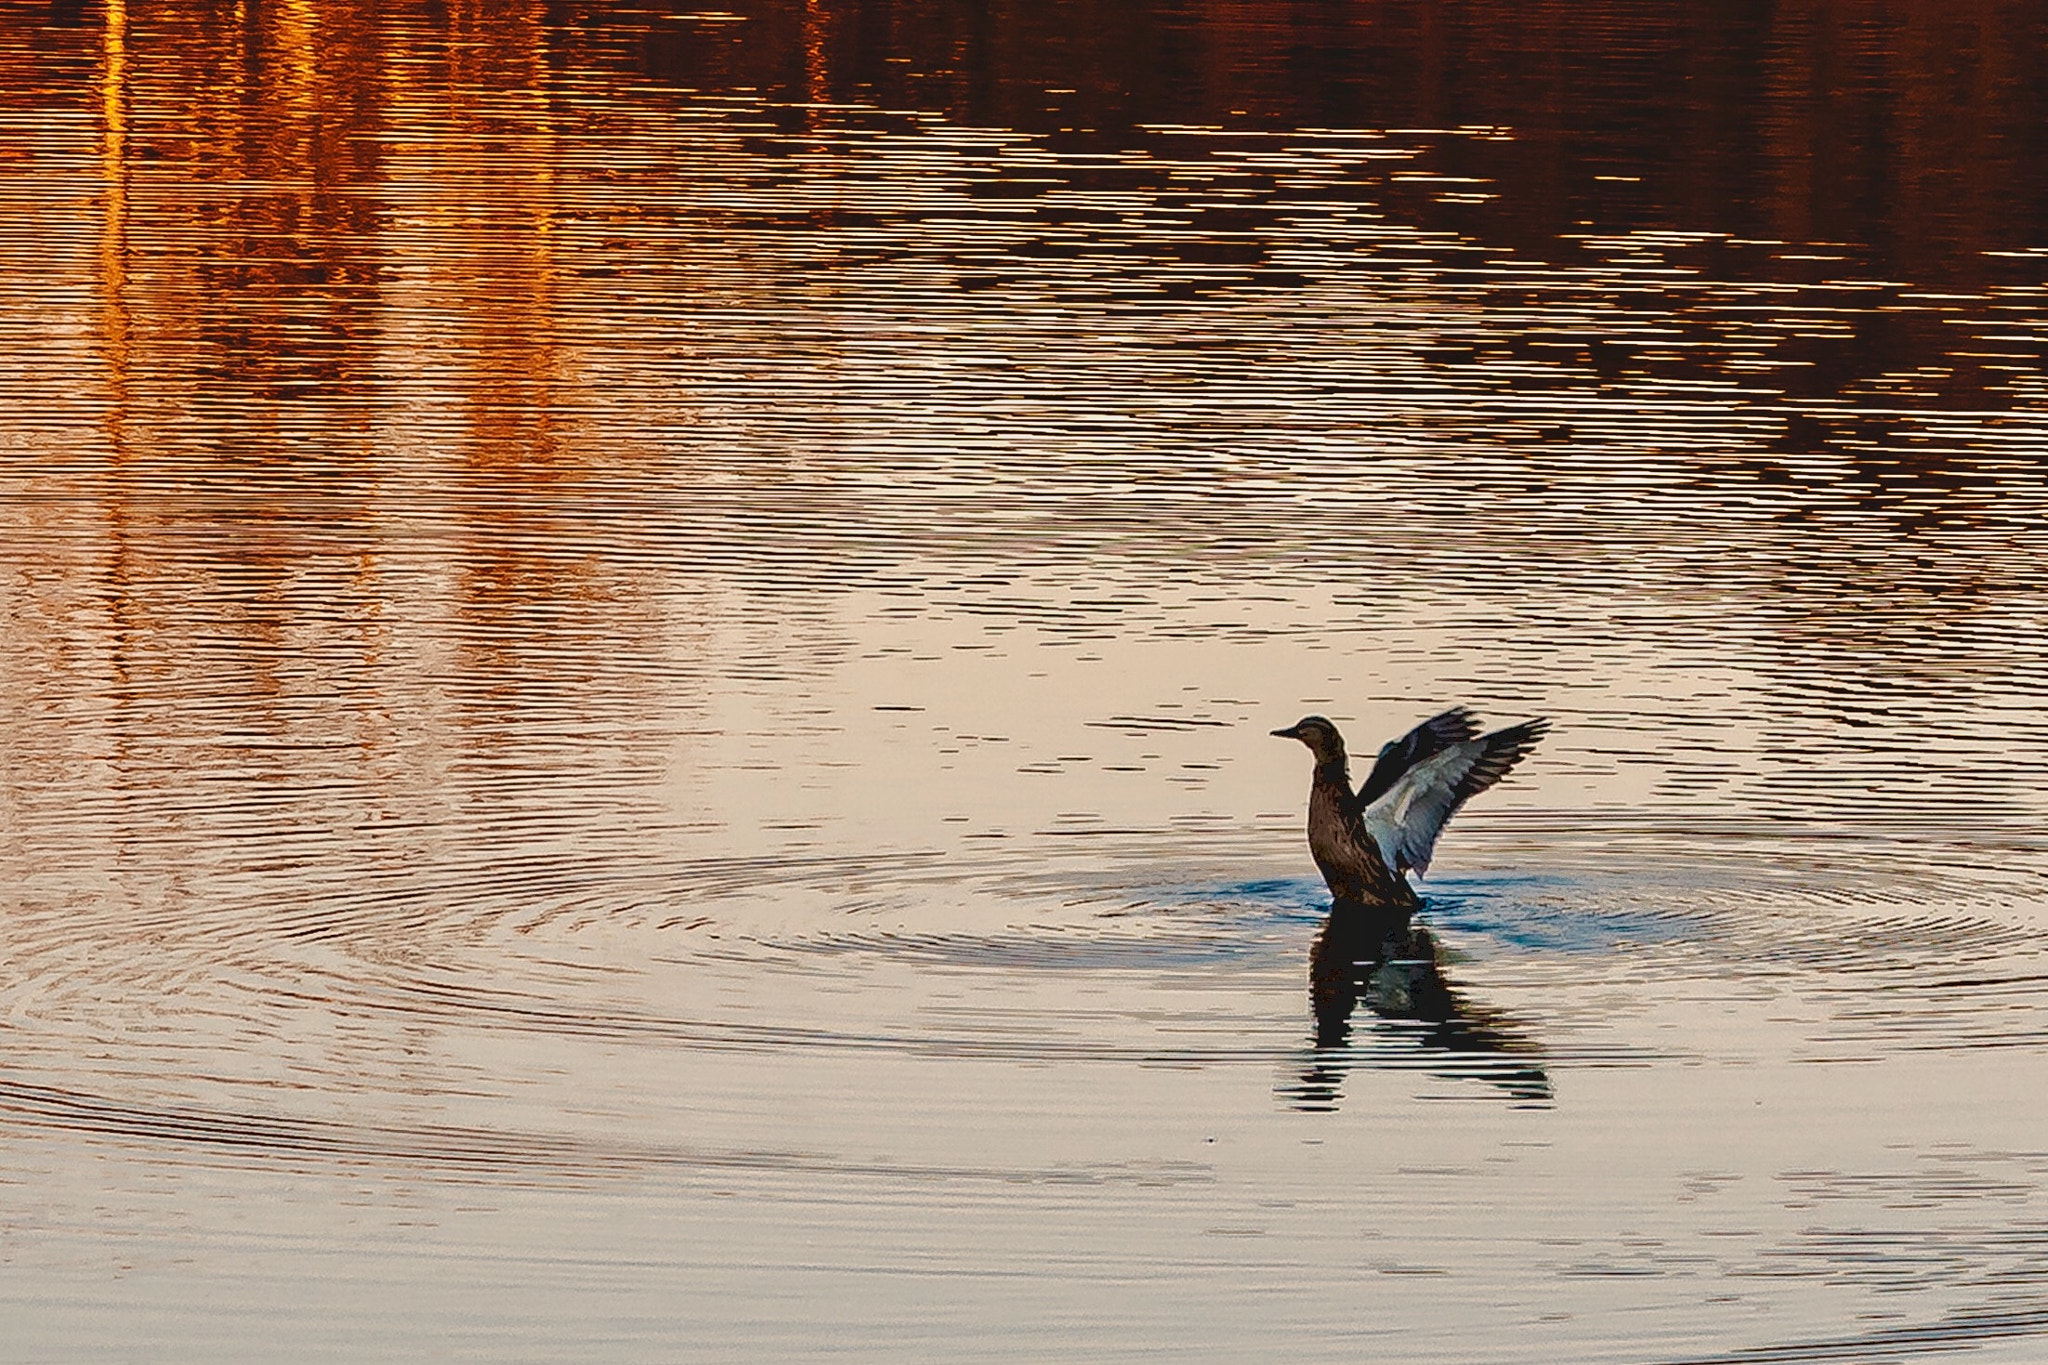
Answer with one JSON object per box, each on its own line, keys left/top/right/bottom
{"left": 1272, "top": 708, "right": 1548, "bottom": 909}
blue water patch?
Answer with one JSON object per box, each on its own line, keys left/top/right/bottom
{"left": 1171, "top": 873, "right": 1703, "bottom": 957}
{"left": 1170, "top": 877, "right": 1333, "bottom": 925}
{"left": 1414, "top": 874, "right": 1702, "bottom": 956}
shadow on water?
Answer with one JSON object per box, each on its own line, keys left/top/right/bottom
{"left": 1281, "top": 897, "right": 1552, "bottom": 1112}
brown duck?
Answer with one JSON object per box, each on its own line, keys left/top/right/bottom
{"left": 1272, "top": 707, "right": 1548, "bottom": 909}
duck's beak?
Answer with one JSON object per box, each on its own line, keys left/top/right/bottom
{"left": 1270, "top": 724, "right": 1300, "bottom": 739}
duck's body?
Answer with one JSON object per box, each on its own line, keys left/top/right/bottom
{"left": 1303, "top": 748, "right": 1417, "bottom": 909}
{"left": 1274, "top": 708, "right": 1547, "bottom": 910}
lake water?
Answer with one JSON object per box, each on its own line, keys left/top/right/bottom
{"left": 5, "top": 1, "right": 2048, "bottom": 1360}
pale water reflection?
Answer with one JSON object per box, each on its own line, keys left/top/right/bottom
{"left": 3, "top": 0, "right": 2048, "bottom": 1361}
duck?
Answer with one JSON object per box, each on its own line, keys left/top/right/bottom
{"left": 1272, "top": 707, "right": 1548, "bottom": 910}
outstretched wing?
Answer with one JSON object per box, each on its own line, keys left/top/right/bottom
{"left": 1353, "top": 706, "right": 1481, "bottom": 808}
{"left": 1362, "top": 719, "right": 1549, "bottom": 877}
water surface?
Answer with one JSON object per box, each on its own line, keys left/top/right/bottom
{"left": 4, "top": 2, "right": 2048, "bottom": 1360}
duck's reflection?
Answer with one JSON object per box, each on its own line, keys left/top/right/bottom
{"left": 1285, "top": 899, "right": 1552, "bottom": 1110}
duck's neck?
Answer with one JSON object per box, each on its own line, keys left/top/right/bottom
{"left": 1313, "top": 754, "right": 1351, "bottom": 790}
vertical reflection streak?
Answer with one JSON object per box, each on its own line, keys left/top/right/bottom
{"left": 98, "top": 0, "right": 137, "bottom": 701}
{"left": 527, "top": 0, "right": 558, "bottom": 388}
{"left": 279, "top": 0, "right": 318, "bottom": 102}
{"left": 803, "top": 0, "right": 829, "bottom": 114}
{"left": 99, "top": 0, "right": 130, "bottom": 411}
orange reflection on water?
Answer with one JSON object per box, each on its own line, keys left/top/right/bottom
{"left": 14, "top": 0, "right": 684, "bottom": 883}
{"left": 4, "top": 4, "right": 2046, "bottom": 867}
{"left": 97, "top": 0, "right": 128, "bottom": 403}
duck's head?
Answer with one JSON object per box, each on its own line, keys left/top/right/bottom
{"left": 1271, "top": 715, "right": 1346, "bottom": 763}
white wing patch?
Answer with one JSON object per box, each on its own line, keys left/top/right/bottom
{"left": 1361, "top": 720, "right": 1547, "bottom": 878}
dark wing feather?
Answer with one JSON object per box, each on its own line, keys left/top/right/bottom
{"left": 1450, "top": 718, "right": 1548, "bottom": 806}
{"left": 1353, "top": 706, "right": 1482, "bottom": 808}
